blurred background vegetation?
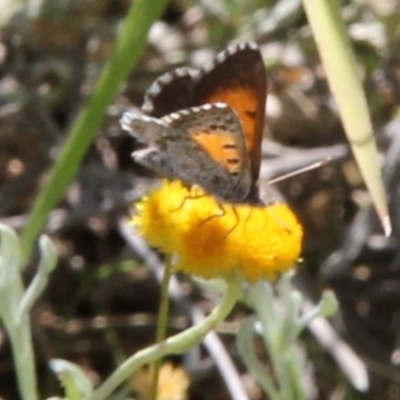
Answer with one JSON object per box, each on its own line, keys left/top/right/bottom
{"left": 1, "top": 0, "right": 400, "bottom": 398}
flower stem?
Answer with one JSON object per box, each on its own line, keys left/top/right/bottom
{"left": 88, "top": 277, "right": 243, "bottom": 400}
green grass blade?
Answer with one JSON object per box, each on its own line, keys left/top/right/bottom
{"left": 302, "top": 0, "right": 391, "bottom": 236}
{"left": 20, "top": 0, "right": 170, "bottom": 263}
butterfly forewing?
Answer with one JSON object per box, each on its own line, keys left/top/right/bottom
{"left": 142, "top": 43, "right": 267, "bottom": 184}
{"left": 142, "top": 67, "right": 198, "bottom": 117}
{"left": 195, "top": 43, "right": 267, "bottom": 182}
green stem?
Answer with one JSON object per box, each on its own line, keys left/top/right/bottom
{"left": 20, "top": 0, "right": 170, "bottom": 263}
{"left": 7, "top": 316, "right": 38, "bottom": 400}
{"left": 0, "top": 226, "right": 38, "bottom": 400}
{"left": 250, "top": 282, "right": 306, "bottom": 400}
{"left": 302, "top": 0, "right": 389, "bottom": 234}
{"left": 87, "top": 278, "right": 243, "bottom": 400}
{"left": 0, "top": 227, "right": 57, "bottom": 400}
{"left": 250, "top": 283, "right": 283, "bottom": 392}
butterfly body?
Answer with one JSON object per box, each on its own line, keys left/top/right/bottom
{"left": 121, "top": 42, "right": 267, "bottom": 204}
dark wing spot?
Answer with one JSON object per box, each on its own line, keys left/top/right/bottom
{"left": 222, "top": 143, "right": 237, "bottom": 149}
{"left": 245, "top": 110, "right": 256, "bottom": 119}
{"left": 226, "top": 158, "right": 240, "bottom": 165}
{"left": 211, "top": 175, "right": 223, "bottom": 185}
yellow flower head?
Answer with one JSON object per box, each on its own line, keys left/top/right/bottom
{"left": 132, "top": 180, "right": 303, "bottom": 282}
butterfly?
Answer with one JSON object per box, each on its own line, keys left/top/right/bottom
{"left": 120, "top": 42, "right": 267, "bottom": 204}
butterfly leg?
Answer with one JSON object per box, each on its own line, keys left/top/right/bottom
{"left": 170, "top": 192, "right": 209, "bottom": 212}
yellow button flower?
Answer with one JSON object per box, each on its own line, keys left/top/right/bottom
{"left": 132, "top": 180, "right": 302, "bottom": 282}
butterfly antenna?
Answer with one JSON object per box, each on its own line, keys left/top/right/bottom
{"left": 267, "top": 157, "right": 332, "bottom": 185}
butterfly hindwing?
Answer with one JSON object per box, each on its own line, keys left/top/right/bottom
{"left": 123, "top": 103, "right": 252, "bottom": 202}
{"left": 132, "top": 148, "right": 176, "bottom": 179}
{"left": 120, "top": 113, "right": 168, "bottom": 147}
